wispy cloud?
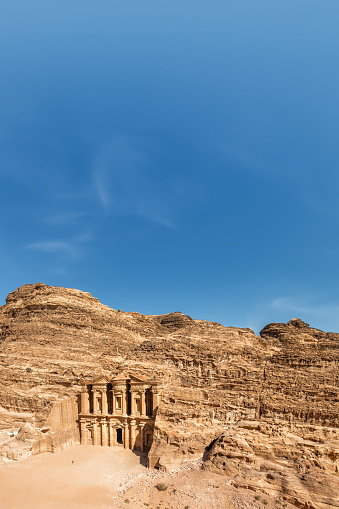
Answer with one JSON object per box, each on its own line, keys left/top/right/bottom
{"left": 91, "top": 135, "right": 183, "bottom": 229}
{"left": 24, "top": 233, "right": 94, "bottom": 260}
{"left": 271, "top": 297, "right": 315, "bottom": 315}
{"left": 94, "top": 178, "right": 110, "bottom": 210}
{"left": 244, "top": 295, "right": 339, "bottom": 335}
{"left": 270, "top": 296, "right": 339, "bottom": 329}
{"left": 93, "top": 135, "right": 149, "bottom": 211}
{"left": 151, "top": 217, "right": 175, "bottom": 229}
{"left": 25, "top": 241, "right": 77, "bottom": 257}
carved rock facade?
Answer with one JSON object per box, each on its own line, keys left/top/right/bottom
{"left": 79, "top": 373, "right": 160, "bottom": 453}
{"left": 0, "top": 283, "right": 339, "bottom": 507}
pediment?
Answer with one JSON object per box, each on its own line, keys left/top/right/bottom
{"left": 91, "top": 375, "right": 111, "bottom": 385}
{"left": 111, "top": 372, "right": 129, "bottom": 382}
{"left": 129, "top": 375, "right": 145, "bottom": 383}
{"left": 129, "top": 375, "right": 149, "bottom": 384}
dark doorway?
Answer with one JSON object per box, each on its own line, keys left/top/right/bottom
{"left": 116, "top": 428, "right": 123, "bottom": 445}
{"left": 146, "top": 388, "right": 153, "bottom": 417}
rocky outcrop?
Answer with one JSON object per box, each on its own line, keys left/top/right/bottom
{"left": 0, "top": 284, "right": 338, "bottom": 507}
{"left": 204, "top": 422, "right": 339, "bottom": 508}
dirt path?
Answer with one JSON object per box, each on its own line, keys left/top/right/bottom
{"left": 0, "top": 446, "right": 294, "bottom": 509}
{"left": 0, "top": 445, "right": 145, "bottom": 509}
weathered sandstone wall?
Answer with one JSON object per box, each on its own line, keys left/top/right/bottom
{"left": 0, "top": 283, "right": 338, "bottom": 508}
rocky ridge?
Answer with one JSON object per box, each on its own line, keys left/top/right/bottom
{"left": 0, "top": 283, "right": 338, "bottom": 508}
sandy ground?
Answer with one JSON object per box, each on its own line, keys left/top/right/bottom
{"left": 0, "top": 446, "right": 294, "bottom": 509}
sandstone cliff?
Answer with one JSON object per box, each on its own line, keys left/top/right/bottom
{"left": 0, "top": 284, "right": 338, "bottom": 508}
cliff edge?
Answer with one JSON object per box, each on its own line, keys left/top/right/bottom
{"left": 0, "top": 283, "right": 338, "bottom": 508}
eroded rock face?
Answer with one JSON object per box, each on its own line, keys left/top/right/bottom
{"left": 0, "top": 284, "right": 338, "bottom": 507}
{"left": 204, "top": 422, "right": 339, "bottom": 508}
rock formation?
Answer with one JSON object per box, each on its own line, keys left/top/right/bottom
{"left": 0, "top": 283, "right": 338, "bottom": 508}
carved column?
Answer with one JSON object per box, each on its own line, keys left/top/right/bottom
{"left": 93, "top": 421, "right": 98, "bottom": 445}
{"left": 122, "top": 390, "right": 127, "bottom": 416}
{"left": 81, "top": 389, "right": 90, "bottom": 414}
{"left": 123, "top": 422, "right": 129, "bottom": 449}
{"left": 80, "top": 420, "right": 88, "bottom": 445}
{"left": 92, "top": 389, "right": 98, "bottom": 413}
{"left": 130, "top": 391, "right": 136, "bottom": 416}
{"left": 130, "top": 420, "right": 136, "bottom": 450}
{"left": 139, "top": 424, "right": 144, "bottom": 452}
{"left": 109, "top": 424, "right": 114, "bottom": 447}
{"left": 140, "top": 389, "right": 146, "bottom": 417}
{"left": 101, "top": 388, "right": 108, "bottom": 414}
{"left": 101, "top": 421, "right": 108, "bottom": 446}
{"left": 111, "top": 389, "right": 116, "bottom": 415}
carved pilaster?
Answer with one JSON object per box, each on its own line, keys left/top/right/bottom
{"left": 140, "top": 389, "right": 146, "bottom": 417}
{"left": 81, "top": 388, "right": 90, "bottom": 414}
{"left": 130, "top": 420, "right": 136, "bottom": 450}
{"left": 111, "top": 389, "right": 115, "bottom": 415}
{"left": 109, "top": 424, "right": 114, "bottom": 447}
{"left": 92, "top": 389, "right": 98, "bottom": 413}
{"left": 124, "top": 422, "right": 129, "bottom": 449}
{"left": 80, "top": 420, "right": 87, "bottom": 445}
{"left": 130, "top": 391, "right": 136, "bottom": 416}
{"left": 122, "top": 390, "right": 127, "bottom": 416}
{"left": 139, "top": 424, "right": 145, "bottom": 452}
{"left": 101, "top": 389, "right": 108, "bottom": 414}
{"left": 93, "top": 421, "right": 98, "bottom": 445}
{"left": 101, "top": 421, "right": 108, "bottom": 446}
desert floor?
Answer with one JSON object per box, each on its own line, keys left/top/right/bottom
{"left": 0, "top": 445, "right": 294, "bottom": 509}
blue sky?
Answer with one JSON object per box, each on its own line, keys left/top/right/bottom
{"left": 1, "top": 0, "right": 339, "bottom": 333}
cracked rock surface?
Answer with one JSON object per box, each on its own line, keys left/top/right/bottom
{"left": 0, "top": 283, "right": 339, "bottom": 507}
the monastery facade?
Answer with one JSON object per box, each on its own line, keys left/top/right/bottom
{"left": 79, "top": 373, "right": 160, "bottom": 451}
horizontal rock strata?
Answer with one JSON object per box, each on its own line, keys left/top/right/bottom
{"left": 0, "top": 284, "right": 338, "bottom": 507}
